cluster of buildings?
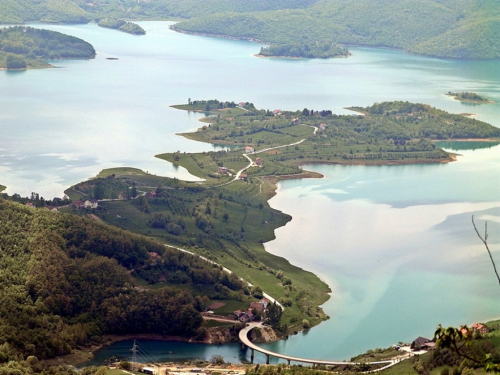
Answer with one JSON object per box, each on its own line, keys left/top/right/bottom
{"left": 233, "top": 298, "right": 270, "bottom": 323}
{"left": 409, "top": 322, "right": 489, "bottom": 352}
{"left": 73, "top": 199, "right": 99, "bottom": 209}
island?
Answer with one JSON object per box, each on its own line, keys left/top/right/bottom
{"left": 446, "top": 91, "right": 494, "bottom": 104}
{"left": 257, "top": 42, "right": 349, "bottom": 59}
{"left": 98, "top": 18, "right": 146, "bottom": 35}
{"left": 0, "top": 26, "right": 96, "bottom": 70}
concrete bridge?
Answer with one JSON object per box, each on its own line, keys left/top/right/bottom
{"left": 239, "top": 323, "right": 396, "bottom": 369}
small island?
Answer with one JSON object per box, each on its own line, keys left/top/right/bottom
{"left": 98, "top": 18, "right": 146, "bottom": 35}
{"left": 446, "top": 91, "right": 494, "bottom": 104}
{"left": 258, "top": 41, "right": 349, "bottom": 59}
{"left": 0, "top": 26, "right": 95, "bottom": 70}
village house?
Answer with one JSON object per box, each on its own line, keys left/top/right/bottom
{"left": 240, "top": 173, "right": 248, "bottom": 181}
{"left": 73, "top": 200, "right": 85, "bottom": 209}
{"left": 255, "top": 157, "right": 263, "bottom": 166}
{"left": 319, "top": 123, "right": 327, "bottom": 131}
{"left": 218, "top": 166, "right": 228, "bottom": 174}
{"left": 84, "top": 199, "right": 98, "bottom": 209}
{"left": 411, "top": 337, "right": 434, "bottom": 351}
{"left": 291, "top": 117, "right": 299, "bottom": 125}
{"left": 472, "top": 323, "right": 489, "bottom": 335}
{"left": 249, "top": 301, "right": 265, "bottom": 312}
{"left": 273, "top": 109, "right": 282, "bottom": 116}
{"left": 147, "top": 191, "right": 157, "bottom": 198}
{"left": 245, "top": 146, "right": 255, "bottom": 154}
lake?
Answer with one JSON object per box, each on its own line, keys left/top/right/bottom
{"left": 1, "top": 21, "right": 498, "bottom": 364}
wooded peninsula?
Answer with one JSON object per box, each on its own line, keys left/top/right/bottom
{"left": 0, "top": 26, "right": 95, "bottom": 69}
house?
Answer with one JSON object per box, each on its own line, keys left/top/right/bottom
{"left": 240, "top": 173, "right": 248, "bottom": 181}
{"left": 73, "top": 200, "right": 85, "bottom": 209}
{"left": 84, "top": 199, "right": 98, "bottom": 209}
{"left": 245, "top": 146, "right": 255, "bottom": 154}
{"left": 239, "top": 102, "right": 246, "bottom": 107}
{"left": 472, "top": 323, "right": 489, "bottom": 335}
{"left": 148, "top": 191, "right": 157, "bottom": 198}
{"left": 45, "top": 206, "right": 59, "bottom": 212}
{"left": 218, "top": 166, "right": 228, "bottom": 174}
{"left": 249, "top": 302, "right": 265, "bottom": 312}
{"left": 319, "top": 123, "right": 327, "bottom": 131}
{"left": 273, "top": 109, "right": 282, "bottom": 116}
{"left": 233, "top": 310, "right": 245, "bottom": 319}
{"left": 25, "top": 202, "right": 36, "bottom": 208}
{"left": 259, "top": 298, "right": 270, "bottom": 309}
{"left": 411, "top": 337, "right": 432, "bottom": 350}
{"left": 239, "top": 311, "right": 253, "bottom": 323}
{"left": 291, "top": 117, "right": 299, "bottom": 125}
{"left": 149, "top": 252, "right": 160, "bottom": 259}
{"left": 255, "top": 157, "right": 263, "bottom": 166}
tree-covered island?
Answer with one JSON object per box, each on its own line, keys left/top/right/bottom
{"left": 0, "top": 26, "right": 96, "bottom": 69}
{"left": 446, "top": 92, "right": 494, "bottom": 104}
{"left": 97, "top": 18, "right": 146, "bottom": 35}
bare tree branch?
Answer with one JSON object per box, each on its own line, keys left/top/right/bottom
{"left": 472, "top": 215, "right": 500, "bottom": 287}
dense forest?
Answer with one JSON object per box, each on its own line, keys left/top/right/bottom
{"left": 0, "top": 198, "right": 252, "bottom": 364}
{"left": 0, "top": 26, "right": 95, "bottom": 69}
{"left": 0, "top": 0, "right": 499, "bottom": 59}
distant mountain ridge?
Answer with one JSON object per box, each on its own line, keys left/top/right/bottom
{"left": 0, "top": 0, "right": 498, "bottom": 58}
{"left": 173, "top": 0, "right": 500, "bottom": 59}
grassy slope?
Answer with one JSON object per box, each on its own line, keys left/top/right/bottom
{"left": 63, "top": 168, "right": 332, "bottom": 331}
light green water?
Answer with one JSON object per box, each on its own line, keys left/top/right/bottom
{"left": 1, "top": 21, "right": 499, "bottom": 362}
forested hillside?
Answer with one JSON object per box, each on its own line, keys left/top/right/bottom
{"left": 1, "top": 0, "right": 499, "bottom": 59}
{"left": 0, "top": 26, "right": 95, "bottom": 69}
{"left": 173, "top": 0, "right": 500, "bottom": 59}
{"left": 0, "top": 198, "right": 250, "bottom": 362}
{"left": 0, "top": 0, "right": 89, "bottom": 23}
{"left": 0, "top": 0, "right": 317, "bottom": 24}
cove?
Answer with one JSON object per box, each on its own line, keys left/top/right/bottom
{"left": 0, "top": 21, "right": 498, "bottom": 364}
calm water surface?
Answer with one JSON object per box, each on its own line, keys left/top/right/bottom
{"left": 1, "top": 22, "right": 499, "bottom": 364}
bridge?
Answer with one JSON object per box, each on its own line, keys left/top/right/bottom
{"left": 239, "top": 323, "right": 397, "bottom": 370}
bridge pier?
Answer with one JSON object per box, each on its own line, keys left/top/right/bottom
{"left": 266, "top": 354, "right": 270, "bottom": 365}
{"left": 287, "top": 360, "right": 290, "bottom": 366}
{"left": 251, "top": 349, "right": 254, "bottom": 363}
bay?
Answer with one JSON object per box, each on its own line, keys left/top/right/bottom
{"left": 1, "top": 21, "right": 499, "bottom": 364}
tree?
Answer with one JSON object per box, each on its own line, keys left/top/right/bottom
{"left": 266, "top": 302, "right": 283, "bottom": 329}
{"left": 130, "top": 185, "right": 137, "bottom": 199}
{"left": 222, "top": 213, "right": 229, "bottom": 223}
{"left": 435, "top": 216, "right": 500, "bottom": 372}
{"left": 6, "top": 54, "right": 27, "bottom": 70}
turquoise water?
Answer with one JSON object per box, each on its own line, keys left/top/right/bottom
{"left": 1, "top": 22, "right": 499, "bottom": 364}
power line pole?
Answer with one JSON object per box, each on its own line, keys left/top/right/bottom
{"left": 131, "top": 340, "right": 138, "bottom": 371}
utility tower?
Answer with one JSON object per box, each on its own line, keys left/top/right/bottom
{"left": 131, "top": 340, "right": 138, "bottom": 371}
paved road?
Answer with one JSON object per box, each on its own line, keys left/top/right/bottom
{"left": 239, "top": 323, "right": 395, "bottom": 368}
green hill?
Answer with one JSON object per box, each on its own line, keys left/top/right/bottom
{"left": 0, "top": 0, "right": 90, "bottom": 23}
{"left": 0, "top": 198, "right": 252, "bottom": 363}
{"left": 173, "top": 0, "right": 500, "bottom": 59}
